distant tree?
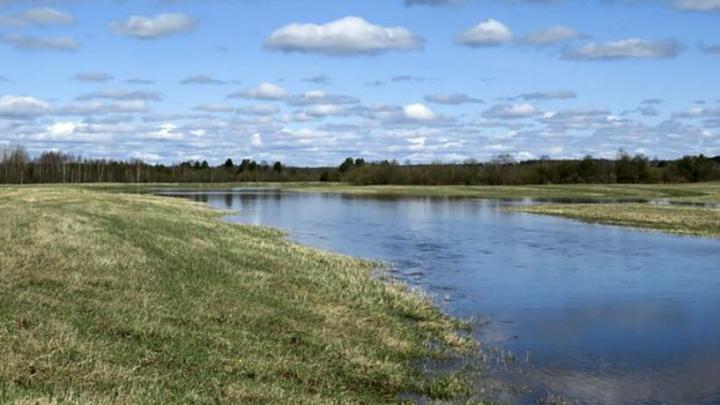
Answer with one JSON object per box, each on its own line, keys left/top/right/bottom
{"left": 223, "top": 158, "right": 235, "bottom": 169}
{"left": 273, "top": 161, "right": 283, "bottom": 173}
{"left": 339, "top": 157, "right": 355, "bottom": 173}
{"left": 238, "top": 159, "right": 252, "bottom": 173}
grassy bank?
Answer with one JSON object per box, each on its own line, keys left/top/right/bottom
{"left": 0, "top": 187, "right": 475, "bottom": 403}
{"left": 288, "top": 183, "right": 720, "bottom": 203}
{"left": 515, "top": 204, "right": 720, "bottom": 238}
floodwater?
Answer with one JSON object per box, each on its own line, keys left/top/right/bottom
{"left": 160, "top": 189, "right": 720, "bottom": 404}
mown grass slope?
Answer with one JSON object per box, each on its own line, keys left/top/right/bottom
{"left": 0, "top": 187, "right": 473, "bottom": 403}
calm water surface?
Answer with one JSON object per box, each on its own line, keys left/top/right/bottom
{"left": 163, "top": 190, "right": 720, "bottom": 404}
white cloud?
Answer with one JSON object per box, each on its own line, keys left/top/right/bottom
{"left": 110, "top": 13, "right": 196, "bottom": 39}
{"left": 483, "top": 103, "right": 539, "bottom": 119}
{"left": 22, "top": 7, "right": 74, "bottom": 25}
{"left": 46, "top": 121, "right": 79, "bottom": 138}
{"left": 458, "top": 19, "right": 512, "bottom": 47}
{"left": 265, "top": 16, "right": 423, "bottom": 56}
{"left": 251, "top": 133, "right": 263, "bottom": 146}
{"left": 0, "top": 95, "right": 51, "bottom": 118}
{"left": 522, "top": 26, "right": 582, "bottom": 45}
{"left": 0, "top": 7, "right": 74, "bottom": 27}
{"left": 0, "top": 34, "right": 79, "bottom": 51}
{"left": 148, "top": 123, "right": 184, "bottom": 140}
{"left": 403, "top": 103, "right": 436, "bottom": 121}
{"left": 673, "top": 0, "right": 720, "bottom": 11}
{"left": 305, "top": 104, "right": 348, "bottom": 117}
{"left": 228, "top": 82, "right": 288, "bottom": 100}
{"left": 564, "top": 38, "right": 681, "bottom": 60}
{"left": 288, "top": 90, "right": 359, "bottom": 106}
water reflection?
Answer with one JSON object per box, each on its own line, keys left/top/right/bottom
{"left": 159, "top": 190, "right": 720, "bottom": 404}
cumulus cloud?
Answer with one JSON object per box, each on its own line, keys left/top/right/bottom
{"left": 264, "top": 16, "right": 423, "bottom": 56}
{"left": 0, "top": 95, "right": 51, "bottom": 118}
{"left": 73, "top": 72, "right": 114, "bottom": 83}
{"left": 425, "top": 93, "right": 482, "bottom": 105}
{"left": 110, "top": 13, "right": 196, "bottom": 39}
{"left": 458, "top": 19, "right": 512, "bottom": 47}
{"left": 564, "top": 38, "right": 682, "bottom": 60}
{"left": 180, "top": 75, "right": 227, "bottom": 85}
{"left": 521, "top": 26, "right": 582, "bottom": 45}
{"left": 673, "top": 0, "right": 720, "bottom": 11}
{"left": 483, "top": 103, "right": 540, "bottom": 119}
{"left": 0, "top": 34, "right": 79, "bottom": 51}
{"left": 403, "top": 103, "right": 436, "bottom": 121}
{"left": 0, "top": 7, "right": 74, "bottom": 27}
{"left": 227, "top": 82, "right": 288, "bottom": 100}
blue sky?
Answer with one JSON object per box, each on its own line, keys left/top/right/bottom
{"left": 0, "top": 0, "right": 719, "bottom": 165}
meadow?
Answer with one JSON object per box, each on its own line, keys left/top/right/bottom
{"left": 0, "top": 187, "right": 476, "bottom": 403}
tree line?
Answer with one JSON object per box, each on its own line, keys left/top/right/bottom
{"left": 1, "top": 145, "right": 719, "bottom": 185}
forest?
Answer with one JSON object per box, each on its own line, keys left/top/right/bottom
{"left": 1, "top": 145, "right": 719, "bottom": 185}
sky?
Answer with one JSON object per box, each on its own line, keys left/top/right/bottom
{"left": 0, "top": 0, "right": 719, "bottom": 165}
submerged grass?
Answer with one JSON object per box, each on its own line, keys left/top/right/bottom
{"left": 0, "top": 187, "right": 476, "bottom": 403}
{"left": 515, "top": 203, "right": 720, "bottom": 238}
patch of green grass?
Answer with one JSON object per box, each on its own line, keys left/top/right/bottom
{"left": 514, "top": 203, "right": 720, "bottom": 238}
{"left": 0, "top": 187, "right": 476, "bottom": 403}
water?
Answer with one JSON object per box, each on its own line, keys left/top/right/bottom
{"left": 160, "top": 189, "right": 720, "bottom": 404}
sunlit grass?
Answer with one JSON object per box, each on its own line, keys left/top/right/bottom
{"left": 0, "top": 187, "right": 475, "bottom": 403}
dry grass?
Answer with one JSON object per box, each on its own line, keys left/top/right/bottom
{"left": 0, "top": 187, "right": 476, "bottom": 403}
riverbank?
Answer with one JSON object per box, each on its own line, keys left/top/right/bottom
{"left": 514, "top": 203, "right": 720, "bottom": 239}
{"left": 0, "top": 187, "right": 476, "bottom": 403}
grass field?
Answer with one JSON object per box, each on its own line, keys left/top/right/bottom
{"left": 0, "top": 187, "right": 476, "bottom": 403}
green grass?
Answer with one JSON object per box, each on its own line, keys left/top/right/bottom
{"left": 0, "top": 187, "right": 476, "bottom": 403}
{"left": 515, "top": 203, "right": 720, "bottom": 238}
